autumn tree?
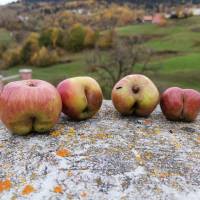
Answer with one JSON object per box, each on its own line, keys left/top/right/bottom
{"left": 30, "top": 46, "right": 58, "bottom": 67}
{"left": 21, "top": 32, "right": 40, "bottom": 64}
{"left": 2, "top": 46, "right": 22, "bottom": 68}
{"left": 65, "top": 23, "right": 86, "bottom": 52}
{"left": 96, "top": 29, "right": 116, "bottom": 49}
{"left": 84, "top": 26, "right": 98, "bottom": 48}
{"left": 39, "top": 27, "right": 63, "bottom": 48}
{"left": 86, "top": 37, "right": 154, "bottom": 98}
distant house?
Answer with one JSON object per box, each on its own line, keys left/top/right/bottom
{"left": 152, "top": 13, "right": 164, "bottom": 24}
{"left": 164, "top": 13, "right": 171, "bottom": 19}
{"left": 192, "top": 8, "right": 200, "bottom": 16}
{"left": 143, "top": 15, "right": 153, "bottom": 23}
{"left": 18, "top": 15, "right": 29, "bottom": 23}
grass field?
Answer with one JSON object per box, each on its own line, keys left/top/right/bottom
{"left": 2, "top": 16, "right": 200, "bottom": 94}
{"left": 117, "top": 16, "right": 200, "bottom": 91}
{"left": 0, "top": 28, "right": 13, "bottom": 46}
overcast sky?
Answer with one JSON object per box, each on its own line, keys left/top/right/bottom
{"left": 0, "top": 0, "right": 18, "bottom": 5}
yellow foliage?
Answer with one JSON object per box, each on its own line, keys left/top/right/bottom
{"left": 24, "top": 32, "right": 40, "bottom": 52}
{"left": 51, "top": 27, "right": 60, "bottom": 48}
{"left": 2, "top": 46, "right": 22, "bottom": 68}
{"left": 30, "top": 46, "right": 58, "bottom": 67}
{"left": 98, "top": 4, "right": 138, "bottom": 26}
{"left": 96, "top": 29, "right": 115, "bottom": 49}
{"left": 84, "top": 26, "right": 97, "bottom": 48}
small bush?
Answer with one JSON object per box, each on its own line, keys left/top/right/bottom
{"left": 96, "top": 29, "right": 115, "bottom": 49}
{"left": 2, "top": 47, "right": 22, "bottom": 68}
{"left": 39, "top": 29, "right": 52, "bottom": 47}
{"left": 0, "top": 44, "right": 8, "bottom": 59}
{"left": 30, "top": 46, "right": 59, "bottom": 67}
{"left": 84, "top": 26, "right": 98, "bottom": 48}
{"left": 39, "top": 27, "right": 63, "bottom": 48}
{"left": 65, "top": 23, "right": 86, "bottom": 52}
{"left": 21, "top": 32, "right": 40, "bottom": 64}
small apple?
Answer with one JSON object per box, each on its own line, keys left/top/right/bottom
{"left": 57, "top": 76, "right": 103, "bottom": 120}
{"left": 160, "top": 87, "right": 200, "bottom": 122}
{"left": 0, "top": 79, "right": 62, "bottom": 135}
{"left": 112, "top": 74, "right": 159, "bottom": 117}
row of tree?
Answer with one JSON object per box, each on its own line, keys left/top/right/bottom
{"left": 0, "top": 24, "right": 115, "bottom": 69}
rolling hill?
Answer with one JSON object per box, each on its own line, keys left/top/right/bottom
{"left": 21, "top": 0, "right": 200, "bottom": 5}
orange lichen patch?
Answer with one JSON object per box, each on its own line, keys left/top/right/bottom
{"left": 56, "top": 149, "right": 71, "bottom": 157}
{"left": 50, "top": 130, "right": 62, "bottom": 137}
{"left": 80, "top": 191, "right": 88, "bottom": 198}
{"left": 21, "top": 185, "right": 35, "bottom": 195}
{"left": 159, "top": 172, "right": 171, "bottom": 179}
{"left": 152, "top": 169, "right": 180, "bottom": 179}
{"left": 143, "top": 119, "right": 152, "bottom": 125}
{"left": 53, "top": 185, "right": 63, "bottom": 193}
{"left": 197, "top": 136, "right": 200, "bottom": 143}
{"left": 0, "top": 179, "right": 11, "bottom": 192}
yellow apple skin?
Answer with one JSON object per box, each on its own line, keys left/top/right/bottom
{"left": 112, "top": 74, "right": 160, "bottom": 117}
{"left": 57, "top": 77, "right": 103, "bottom": 120}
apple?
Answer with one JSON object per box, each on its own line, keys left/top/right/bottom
{"left": 112, "top": 74, "right": 159, "bottom": 117}
{"left": 160, "top": 87, "right": 200, "bottom": 122}
{"left": 0, "top": 79, "right": 62, "bottom": 135}
{"left": 57, "top": 76, "right": 103, "bottom": 120}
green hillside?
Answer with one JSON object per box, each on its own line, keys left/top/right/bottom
{"left": 0, "top": 29, "right": 13, "bottom": 46}
{"left": 3, "top": 17, "right": 200, "bottom": 93}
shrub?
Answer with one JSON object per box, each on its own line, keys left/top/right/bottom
{"left": 84, "top": 26, "right": 98, "bottom": 48}
{"left": 30, "top": 46, "right": 59, "bottom": 67}
{"left": 39, "top": 27, "right": 63, "bottom": 48}
{"left": 21, "top": 32, "right": 40, "bottom": 64}
{"left": 0, "top": 43, "right": 8, "bottom": 58}
{"left": 65, "top": 23, "right": 86, "bottom": 52}
{"left": 96, "top": 29, "right": 115, "bottom": 49}
{"left": 2, "top": 47, "right": 22, "bottom": 68}
{"left": 39, "top": 29, "right": 52, "bottom": 47}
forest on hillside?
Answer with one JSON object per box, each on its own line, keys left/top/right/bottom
{"left": 22, "top": 0, "right": 200, "bottom": 5}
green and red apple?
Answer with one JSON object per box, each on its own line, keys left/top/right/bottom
{"left": 112, "top": 74, "right": 159, "bottom": 117}
{"left": 0, "top": 79, "right": 62, "bottom": 135}
{"left": 57, "top": 76, "right": 103, "bottom": 120}
{"left": 160, "top": 87, "right": 200, "bottom": 122}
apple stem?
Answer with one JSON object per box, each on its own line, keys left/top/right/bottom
{"left": 132, "top": 86, "right": 140, "bottom": 94}
{"left": 28, "top": 83, "right": 36, "bottom": 87}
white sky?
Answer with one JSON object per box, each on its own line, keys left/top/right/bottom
{"left": 0, "top": 0, "right": 18, "bottom": 5}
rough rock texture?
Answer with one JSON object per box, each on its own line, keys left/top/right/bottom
{"left": 0, "top": 100, "right": 200, "bottom": 200}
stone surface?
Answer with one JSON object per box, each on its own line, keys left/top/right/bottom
{"left": 0, "top": 100, "right": 200, "bottom": 200}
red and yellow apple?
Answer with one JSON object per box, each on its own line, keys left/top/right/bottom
{"left": 57, "top": 76, "right": 103, "bottom": 120}
{"left": 0, "top": 79, "right": 62, "bottom": 135}
{"left": 160, "top": 87, "right": 200, "bottom": 122}
{"left": 112, "top": 74, "right": 159, "bottom": 117}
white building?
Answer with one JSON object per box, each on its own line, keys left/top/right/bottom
{"left": 191, "top": 8, "right": 200, "bottom": 16}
